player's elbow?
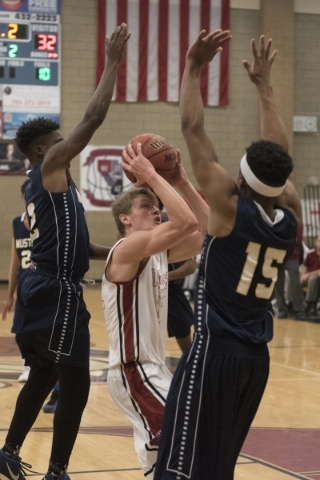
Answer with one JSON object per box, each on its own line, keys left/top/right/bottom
{"left": 181, "top": 115, "right": 190, "bottom": 133}
{"left": 83, "top": 112, "right": 105, "bottom": 131}
{"left": 182, "top": 216, "right": 199, "bottom": 235}
{"left": 181, "top": 118, "right": 197, "bottom": 137}
{"left": 181, "top": 114, "right": 203, "bottom": 137}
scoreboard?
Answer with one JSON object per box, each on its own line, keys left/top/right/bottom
{"left": 0, "top": 17, "right": 59, "bottom": 86}
{"left": 0, "top": 1, "right": 60, "bottom": 139}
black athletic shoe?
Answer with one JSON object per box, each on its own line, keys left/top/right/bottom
{"left": 0, "top": 449, "right": 34, "bottom": 480}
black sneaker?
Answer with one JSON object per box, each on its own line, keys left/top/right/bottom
{"left": 0, "top": 448, "right": 34, "bottom": 480}
{"left": 42, "top": 390, "right": 59, "bottom": 414}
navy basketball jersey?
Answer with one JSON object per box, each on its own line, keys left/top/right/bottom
{"left": 195, "top": 196, "right": 298, "bottom": 344}
{"left": 12, "top": 213, "right": 32, "bottom": 276}
{"left": 11, "top": 214, "right": 32, "bottom": 334}
{"left": 25, "top": 166, "right": 90, "bottom": 280}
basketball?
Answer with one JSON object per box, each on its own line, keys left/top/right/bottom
{"left": 123, "top": 133, "right": 177, "bottom": 185}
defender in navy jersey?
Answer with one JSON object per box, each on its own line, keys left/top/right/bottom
{"left": 154, "top": 33, "right": 301, "bottom": 480}
{"left": 2, "top": 181, "right": 32, "bottom": 386}
{"left": 0, "top": 24, "right": 130, "bottom": 480}
{"left": 9, "top": 214, "right": 32, "bottom": 335}
{"left": 2, "top": 180, "right": 32, "bottom": 339}
{"left": 2, "top": 179, "right": 32, "bottom": 382}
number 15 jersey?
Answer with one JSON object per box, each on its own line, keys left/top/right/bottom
{"left": 195, "top": 195, "right": 298, "bottom": 344}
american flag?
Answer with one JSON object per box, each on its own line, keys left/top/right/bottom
{"left": 97, "top": 0, "right": 230, "bottom": 106}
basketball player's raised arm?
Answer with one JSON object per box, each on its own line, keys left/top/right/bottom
{"left": 42, "top": 24, "right": 130, "bottom": 173}
{"left": 167, "top": 150, "right": 209, "bottom": 262}
{"left": 243, "top": 35, "right": 301, "bottom": 220}
{"left": 180, "top": 29, "right": 238, "bottom": 236}
{"left": 172, "top": 150, "right": 209, "bottom": 236}
{"left": 242, "top": 36, "right": 288, "bottom": 151}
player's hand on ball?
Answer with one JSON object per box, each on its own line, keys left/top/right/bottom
{"left": 168, "top": 149, "right": 189, "bottom": 188}
{"left": 122, "top": 143, "right": 156, "bottom": 187}
{"left": 122, "top": 133, "right": 177, "bottom": 187}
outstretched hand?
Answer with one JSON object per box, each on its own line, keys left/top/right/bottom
{"left": 169, "top": 150, "right": 189, "bottom": 188}
{"left": 186, "top": 29, "right": 232, "bottom": 67}
{"left": 106, "top": 23, "right": 131, "bottom": 64}
{"left": 242, "top": 35, "right": 277, "bottom": 86}
{"left": 122, "top": 143, "right": 156, "bottom": 187}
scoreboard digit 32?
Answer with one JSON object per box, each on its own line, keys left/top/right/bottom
{"left": 0, "top": 0, "right": 61, "bottom": 139}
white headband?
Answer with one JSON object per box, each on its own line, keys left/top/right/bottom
{"left": 240, "top": 154, "right": 286, "bottom": 197}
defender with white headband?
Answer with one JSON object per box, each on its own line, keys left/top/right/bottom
{"left": 240, "top": 153, "right": 286, "bottom": 197}
{"left": 155, "top": 33, "right": 302, "bottom": 480}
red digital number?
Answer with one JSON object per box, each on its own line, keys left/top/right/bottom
{"left": 36, "top": 34, "right": 56, "bottom": 51}
{"left": 47, "top": 34, "right": 56, "bottom": 50}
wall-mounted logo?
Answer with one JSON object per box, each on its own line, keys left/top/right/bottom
{"left": 81, "top": 147, "right": 124, "bottom": 209}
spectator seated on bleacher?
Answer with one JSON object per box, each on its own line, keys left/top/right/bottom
{"left": 300, "top": 235, "right": 320, "bottom": 317}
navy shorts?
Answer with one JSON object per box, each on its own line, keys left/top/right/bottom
{"left": 154, "top": 335, "right": 269, "bottom": 480}
{"left": 167, "top": 283, "right": 193, "bottom": 339}
{"left": 17, "top": 268, "right": 91, "bottom": 368}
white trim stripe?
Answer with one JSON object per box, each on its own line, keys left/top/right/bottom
{"left": 126, "top": 0, "right": 139, "bottom": 101}
{"left": 148, "top": 0, "right": 159, "bottom": 101}
{"left": 208, "top": 0, "right": 222, "bottom": 106}
{"left": 167, "top": 1, "right": 180, "bottom": 102}
{"left": 106, "top": 0, "right": 117, "bottom": 101}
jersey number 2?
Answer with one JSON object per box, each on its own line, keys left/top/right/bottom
{"left": 21, "top": 250, "right": 31, "bottom": 269}
{"left": 236, "top": 241, "right": 286, "bottom": 299}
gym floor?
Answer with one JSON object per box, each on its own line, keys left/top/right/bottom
{"left": 1, "top": 283, "right": 320, "bottom": 479}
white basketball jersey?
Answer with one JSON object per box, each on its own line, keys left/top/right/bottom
{"left": 102, "top": 239, "right": 169, "bottom": 368}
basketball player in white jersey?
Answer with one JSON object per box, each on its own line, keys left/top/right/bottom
{"left": 102, "top": 146, "right": 208, "bottom": 479}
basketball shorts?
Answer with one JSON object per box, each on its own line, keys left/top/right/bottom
{"left": 167, "top": 284, "right": 193, "bottom": 339}
{"left": 154, "top": 335, "right": 269, "bottom": 480}
{"left": 17, "top": 268, "right": 91, "bottom": 368}
{"left": 108, "top": 362, "right": 172, "bottom": 480}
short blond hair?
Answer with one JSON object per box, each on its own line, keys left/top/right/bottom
{"left": 112, "top": 188, "right": 159, "bottom": 236}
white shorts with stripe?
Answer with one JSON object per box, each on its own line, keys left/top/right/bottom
{"left": 108, "top": 362, "right": 172, "bottom": 479}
